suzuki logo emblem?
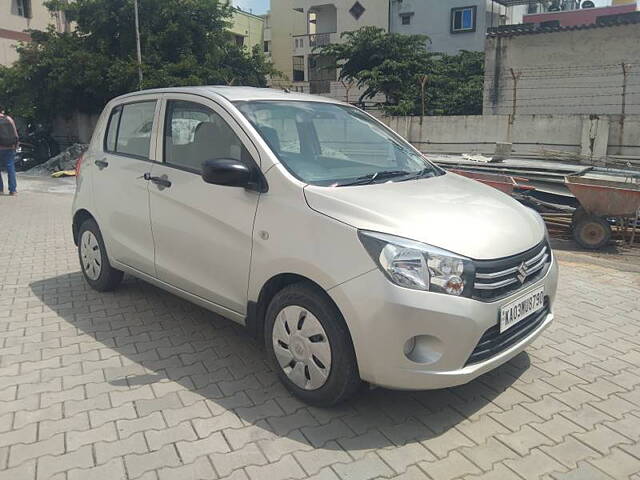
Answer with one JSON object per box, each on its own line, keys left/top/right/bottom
{"left": 517, "top": 262, "right": 528, "bottom": 284}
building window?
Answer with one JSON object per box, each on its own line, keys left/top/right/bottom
{"left": 234, "top": 35, "right": 245, "bottom": 47}
{"left": 451, "top": 6, "right": 476, "bottom": 33}
{"left": 264, "top": 41, "right": 270, "bottom": 53}
{"left": 17, "top": 0, "right": 32, "bottom": 18}
{"left": 292, "top": 56, "right": 305, "bottom": 82}
{"left": 400, "top": 13, "right": 413, "bottom": 25}
{"left": 349, "top": 1, "right": 365, "bottom": 20}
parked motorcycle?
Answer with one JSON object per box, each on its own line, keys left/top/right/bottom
{"left": 15, "top": 123, "right": 61, "bottom": 172}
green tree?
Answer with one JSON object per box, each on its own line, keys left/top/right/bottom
{"left": 0, "top": 0, "right": 275, "bottom": 123}
{"left": 316, "top": 26, "right": 433, "bottom": 112}
{"left": 315, "top": 27, "right": 484, "bottom": 116}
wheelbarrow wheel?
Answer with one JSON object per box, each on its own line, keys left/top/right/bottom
{"left": 571, "top": 207, "right": 587, "bottom": 230}
{"left": 573, "top": 215, "right": 612, "bottom": 250}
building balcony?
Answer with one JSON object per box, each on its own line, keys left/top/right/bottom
{"left": 292, "top": 32, "right": 337, "bottom": 55}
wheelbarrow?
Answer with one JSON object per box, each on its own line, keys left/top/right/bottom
{"left": 565, "top": 175, "right": 640, "bottom": 249}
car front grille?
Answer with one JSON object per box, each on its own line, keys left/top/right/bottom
{"left": 473, "top": 241, "right": 550, "bottom": 302}
{"left": 465, "top": 302, "right": 550, "bottom": 366}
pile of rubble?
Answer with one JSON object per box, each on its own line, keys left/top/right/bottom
{"left": 27, "top": 144, "right": 88, "bottom": 175}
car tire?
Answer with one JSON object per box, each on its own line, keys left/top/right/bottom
{"left": 265, "top": 282, "right": 361, "bottom": 406}
{"left": 77, "top": 218, "right": 123, "bottom": 292}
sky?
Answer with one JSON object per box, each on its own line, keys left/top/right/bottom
{"left": 233, "top": 0, "right": 269, "bottom": 15}
{"left": 232, "top": 0, "right": 611, "bottom": 18}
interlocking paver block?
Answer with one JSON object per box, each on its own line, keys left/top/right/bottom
{"left": 9, "top": 433, "right": 64, "bottom": 467}
{"left": 145, "top": 422, "right": 197, "bottom": 451}
{"left": 550, "top": 461, "right": 616, "bottom": 480}
{"left": 192, "top": 411, "right": 243, "bottom": 437}
{"left": 176, "top": 432, "right": 229, "bottom": 464}
{"left": 420, "top": 451, "right": 482, "bottom": 480}
{"left": 293, "top": 441, "right": 350, "bottom": 475}
{"left": 245, "top": 454, "right": 306, "bottom": 480}
{"left": 224, "top": 421, "right": 276, "bottom": 450}
{"left": 68, "top": 458, "right": 126, "bottom": 480}
{"left": 89, "top": 403, "right": 137, "bottom": 428}
{"left": 125, "top": 444, "right": 181, "bottom": 479}
{"left": 210, "top": 443, "right": 268, "bottom": 477}
{"left": 504, "top": 449, "right": 567, "bottom": 480}
{"left": 68, "top": 422, "right": 118, "bottom": 451}
{"left": 258, "top": 429, "right": 314, "bottom": 462}
{"left": 542, "top": 437, "right": 600, "bottom": 468}
{"left": 136, "top": 392, "right": 182, "bottom": 417}
{"left": 0, "top": 424, "right": 37, "bottom": 448}
{"left": 378, "top": 442, "right": 435, "bottom": 474}
{"left": 0, "top": 460, "right": 36, "bottom": 480}
{"left": 95, "top": 432, "right": 149, "bottom": 464}
{"left": 37, "top": 445, "right": 93, "bottom": 480}
{"left": 301, "top": 419, "right": 354, "bottom": 448}
{"left": 116, "top": 411, "right": 165, "bottom": 439}
{"left": 158, "top": 456, "right": 215, "bottom": 480}
{"left": 588, "top": 447, "right": 640, "bottom": 478}
{"left": 39, "top": 413, "right": 89, "bottom": 441}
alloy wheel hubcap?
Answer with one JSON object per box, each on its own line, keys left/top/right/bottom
{"left": 272, "top": 305, "right": 332, "bottom": 390}
{"left": 80, "top": 231, "right": 102, "bottom": 281}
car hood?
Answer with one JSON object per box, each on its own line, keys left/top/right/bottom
{"left": 303, "top": 172, "right": 545, "bottom": 260}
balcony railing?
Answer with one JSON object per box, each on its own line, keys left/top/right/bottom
{"left": 292, "top": 32, "right": 336, "bottom": 53}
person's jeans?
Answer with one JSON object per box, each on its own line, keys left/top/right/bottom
{"left": 0, "top": 149, "right": 17, "bottom": 193}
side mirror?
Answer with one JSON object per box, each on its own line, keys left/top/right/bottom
{"left": 202, "top": 158, "right": 252, "bottom": 188}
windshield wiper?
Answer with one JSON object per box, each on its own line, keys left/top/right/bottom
{"left": 334, "top": 170, "right": 413, "bottom": 187}
{"left": 403, "top": 167, "right": 438, "bottom": 181}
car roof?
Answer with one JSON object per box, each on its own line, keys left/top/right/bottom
{"left": 115, "top": 86, "right": 346, "bottom": 105}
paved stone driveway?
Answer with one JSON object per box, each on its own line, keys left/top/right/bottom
{"left": 1, "top": 185, "right": 640, "bottom": 480}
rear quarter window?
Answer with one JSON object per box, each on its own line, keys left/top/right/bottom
{"left": 104, "top": 101, "right": 157, "bottom": 159}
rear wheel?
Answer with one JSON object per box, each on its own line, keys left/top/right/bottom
{"left": 265, "top": 283, "right": 361, "bottom": 406}
{"left": 573, "top": 214, "right": 612, "bottom": 250}
{"left": 78, "top": 219, "right": 123, "bottom": 291}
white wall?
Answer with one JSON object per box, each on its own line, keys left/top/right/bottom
{"left": 484, "top": 23, "right": 640, "bottom": 115}
{"left": 380, "top": 114, "right": 640, "bottom": 161}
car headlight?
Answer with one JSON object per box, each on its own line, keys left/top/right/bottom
{"left": 358, "top": 231, "right": 475, "bottom": 296}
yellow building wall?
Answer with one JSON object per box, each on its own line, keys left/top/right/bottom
{"left": 229, "top": 9, "right": 265, "bottom": 50}
{"left": 268, "top": 0, "right": 308, "bottom": 82}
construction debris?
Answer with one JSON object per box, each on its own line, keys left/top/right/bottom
{"left": 27, "top": 144, "right": 88, "bottom": 175}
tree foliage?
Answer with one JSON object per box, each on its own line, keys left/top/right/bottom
{"left": 316, "top": 26, "right": 484, "bottom": 116}
{"left": 0, "top": 0, "right": 275, "bottom": 122}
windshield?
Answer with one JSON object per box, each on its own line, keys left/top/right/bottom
{"left": 235, "top": 100, "right": 443, "bottom": 186}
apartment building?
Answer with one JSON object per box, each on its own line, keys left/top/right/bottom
{"left": 389, "top": 0, "right": 526, "bottom": 54}
{"left": 229, "top": 7, "right": 266, "bottom": 49}
{"left": 267, "top": 0, "right": 388, "bottom": 93}
{"left": 1, "top": 0, "right": 69, "bottom": 66}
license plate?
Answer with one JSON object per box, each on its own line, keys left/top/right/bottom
{"left": 499, "top": 286, "right": 545, "bottom": 333}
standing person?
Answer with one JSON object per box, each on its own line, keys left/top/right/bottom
{"left": 0, "top": 106, "right": 19, "bottom": 196}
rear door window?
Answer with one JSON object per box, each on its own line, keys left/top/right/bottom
{"left": 104, "top": 101, "right": 157, "bottom": 159}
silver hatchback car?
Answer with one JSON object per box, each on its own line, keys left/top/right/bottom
{"left": 72, "top": 86, "right": 558, "bottom": 405}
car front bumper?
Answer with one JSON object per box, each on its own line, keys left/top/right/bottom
{"left": 328, "top": 253, "right": 559, "bottom": 390}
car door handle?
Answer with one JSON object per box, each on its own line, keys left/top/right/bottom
{"left": 148, "top": 175, "right": 171, "bottom": 188}
{"left": 94, "top": 159, "right": 109, "bottom": 169}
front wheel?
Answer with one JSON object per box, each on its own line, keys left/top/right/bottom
{"left": 265, "top": 283, "right": 361, "bottom": 406}
{"left": 78, "top": 219, "right": 123, "bottom": 291}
